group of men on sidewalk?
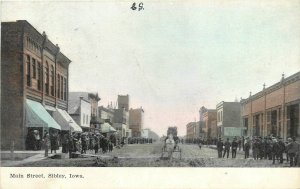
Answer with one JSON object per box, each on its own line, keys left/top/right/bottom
{"left": 216, "top": 136, "right": 300, "bottom": 167}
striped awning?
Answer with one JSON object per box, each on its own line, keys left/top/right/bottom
{"left": 100, "top": 123, "right": 117, "bottom": 133}
{"left": 25, "top": 99, "right": 61, "bottom": 130}
{"left": 53, "top": 108, "right": 82, "bottom": 132}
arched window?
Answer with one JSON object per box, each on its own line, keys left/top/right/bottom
{"left": 32, "top": 58, "right": 36, "bottom": 79}
{"left": 57, "top": 74, "right": 60, "bottom": 98}
{"left": 26, "top": 55, "right": 31, "bottom": 86}
{"left": 50, "top": 65, "right": 54, "bottom": 96}
{"left": 45, "top": 62, "right": 49, "bottom": 95}
{"left": 37, "top": 61, "right": 41, "bottom": 91}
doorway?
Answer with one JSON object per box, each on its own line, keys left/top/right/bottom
{"left": 287, "top": 104, "right": 299, "bottom": 138}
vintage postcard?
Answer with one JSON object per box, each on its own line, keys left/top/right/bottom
{"left": 1, "top": 0, "right": 300, "bottom": 188}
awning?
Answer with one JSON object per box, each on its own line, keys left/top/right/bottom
{"left": 100, "top": 123, "right": 117, "bottom": 133}
{"left": 25, "top": 99, "right": 61, "bottom": 130}
{"left": 44, "top": 105, "right": 57, "bottom": 112}
{"left": 53, "top": 108, "right": 82, "bottom": 132}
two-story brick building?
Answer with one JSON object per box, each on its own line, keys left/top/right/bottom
{"left": 199, "top": 106, "right": 217, "bottom": 139}
{"left": 129, "top": 108, "right": 144, "bottom": 137}
{"left": 1, "top": 20, "right": 75, "bottom": 150}
{"left": 216, "top": 101, "right": 242, "bottom": 138}
{"left": 186, "top": 121, "right": 201, "bottom": 140}
{"left": 241, "top": 72, "right": 300, "bottom": 140}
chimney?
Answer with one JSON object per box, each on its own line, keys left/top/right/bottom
{"left": 281, "top": 73, "right": 285, "bottom": 83}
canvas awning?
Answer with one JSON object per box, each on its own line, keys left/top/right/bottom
{"left": 100, "top": 123, "right": 117, "bottom": 133}
{"left": 53, "top": 108, "right": 82, "bottom": 132}
{"left": 44, "top": 105, "right": 57, "bottom": 112}
{"left": 25, "top": 99, "right": 61, "bottom": 130}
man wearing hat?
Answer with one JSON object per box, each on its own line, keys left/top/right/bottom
{"left": 277, "top": 137, "right": 285, "bottom": 164}
{"left": 216, "top": 138, "right": 223, "bottom": 158}
{"left": 231, "top": 137, "right": 238, "bottom": 158}
{"left": 286, "top": 137, "right": 299, "bottom": 167}
{"left": 252, "top": 137, "right": 260, "bottom": 160}
{"left": 244, "top": 137, "right": 250, "bottom": 159}
{"left": 271, "top": 137, "right": 279, "bottom": 164}
{"left": 223, "top": 138, "right": 231, "bottom": 158}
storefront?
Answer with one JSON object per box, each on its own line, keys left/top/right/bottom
{"left": 25, "top": 99, "right": 61, "bottom": 150}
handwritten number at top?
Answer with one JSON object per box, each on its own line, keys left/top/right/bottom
{"left": 131, "top": 2, "right": 144, "bottom": 11}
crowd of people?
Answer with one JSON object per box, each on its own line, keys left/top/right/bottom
{"left": 127, "top": 137, "right": 154, "bottom": 144}
{"left": 41, "top": 131, "right": 125, "bottom": 158}
{"left": 215, "top": 136, "right": 300, "bottom": 167}
{"left": 26, "top": 129, "right": 157, "bottom": 158}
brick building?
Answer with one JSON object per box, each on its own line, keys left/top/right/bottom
{"left": 186, "top": 121, "right": 200, "bottom": 140}
{"left": 216, "top": 101, "right": 242, "bottom": 138}
{"left": 129, "top": 108, "right": 144, "bottom": 137}
{"left": 241, "top": 72, "right": 300, "bottom": 140}
{"left": 113, "top": 108, "right": 130, "bottom": 138}
{"left": 1, "top": 20, "right": 72, "bottom": 150}
{"left": 200, "top": 107, "right": 217, "bottom": 139}
{"left": 117, "top": 94, "right": 129, "bottom": 111}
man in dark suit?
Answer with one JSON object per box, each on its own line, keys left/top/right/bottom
{"left": 231, "top": 137, "right": 238, "bottom": 158}
{"left": 223, "top": 138, "right": 231, "bottom": 158}
{"left": 216, "top": 138, "right": 223, "bottom": 158}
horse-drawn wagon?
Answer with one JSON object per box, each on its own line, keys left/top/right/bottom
{"left": 161, "top": 127, "right": 182, "bottom": 160}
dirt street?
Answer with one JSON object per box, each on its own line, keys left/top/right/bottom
{"left": 18, "top": 143, "right": 289, "bottom": 167}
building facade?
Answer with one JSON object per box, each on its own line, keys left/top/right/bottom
{"left": 141, "top": 128, "right": 150, "bottom": 139}
{"left": 98, "top": 105, "right": 115, "bottom": 124}
{"left": 129, "top": 108, "right": 144, "bottom": 137}
{"left": 68, "top": 95, "right": 91, "bottom": 131}
{"left": 202, "top": 109, "right": 217, "bottom": 139}
{"left": 216, "top": 101, "right": 242, "bottom": 138}
{"left": 186, "top": 121, "right": 200, "bottom": 140}
{"left": 113, "top": 108, "right": 130, "bottom": 138}
{"left": 1, "top": 20, "right": 71, "bottom": 150}
{"left": 117, "top": 94, "right": 129, "bottom": 111}
{"left": 68, "top": 92, "right": 100, "bottom": 131}
{"left": 241, "top": 72, "right": 300, "bottom": 140}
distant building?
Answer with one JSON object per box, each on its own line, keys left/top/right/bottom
{"left": 141, "top": 128, "right": 150, "bottom": 138}
{"left": 186, "top": 122, "right": 201, "bottom": 140}
{"left": 118, "top": 94, "right": 129, "bottom": 111}
{"left": 1, "top": 20, "right": 72, "bottom": 150}
{"left": 201, "top": 107, "right": 217, "bottom": 139}
{"left": 216, "top": 101, "right": 242, "bottom": 138}
{"left": 113, "top": 108, "right": 130, "bottom": 138}
{"left": 68, "top": 95, "right": 91, "bottom": 131}
{"left": 129, "top": 107, "right": 144, "bottom": 137}
{"left": 98, "top": 105, "right": 114, "bottom": 124}
{"left": 241, "top": 72, "right": 300, "bottom": 140}
{"left": 68, "top": 92, "right": 101, "bottom": 131}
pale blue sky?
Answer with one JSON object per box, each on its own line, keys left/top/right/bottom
{"left": 2, "top": 0, "right": 300, "bottom": 136}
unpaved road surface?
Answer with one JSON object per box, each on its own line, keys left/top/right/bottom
{"left": 18, "top": 143, "right": 289, "bottom": 167}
